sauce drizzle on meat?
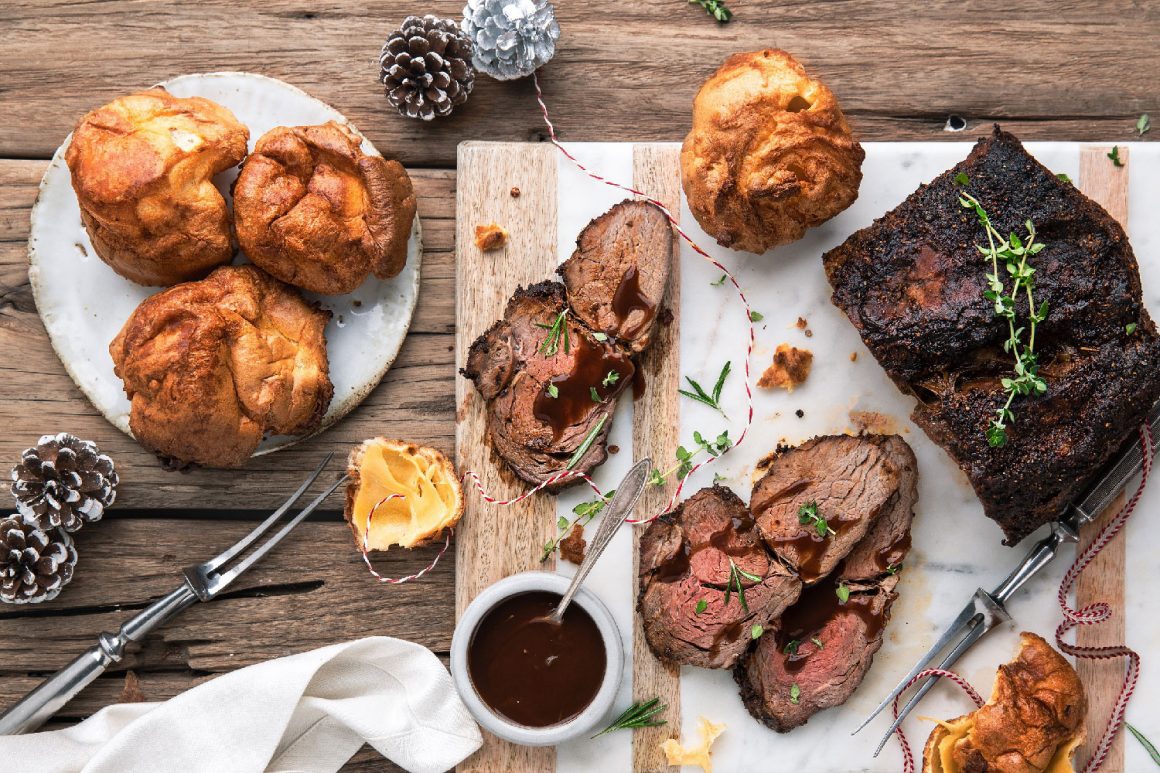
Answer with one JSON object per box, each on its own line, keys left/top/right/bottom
{"left": 532, "top": 334, "right": 634, "bottom": 441}
{"left": 611, "top": 265, "right": 656, "bottom": 339}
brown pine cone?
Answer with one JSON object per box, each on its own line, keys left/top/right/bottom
{"left": 379, "top": 15, "right": 475, "bottom": 121}
{"left": 0, "top": 515, "right": 78, "bottom": 604}
{"left": 11, "top": 433, "right": 119, "bottom": 533}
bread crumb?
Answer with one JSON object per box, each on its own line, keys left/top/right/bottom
{"left": 119, "top": 671, "right": 147, "bottom": 703}
{"left": 474, "top": 223, "right": 508, "bottom": 251}
{"left": 795, "top": 317, "right": 808, "bottom": 329}
{"left": 608, "top": 444, "right": 620, "bottom": 455}
{"left": 850, "top": 351, "right": 858, "bottom": 362}
{"left": 758, "top": 344, "right": 813, "bottom": 391}
{"left": 559, "top": 523, "right": 586, "bottom": 564}
{"left": 662, "top": 716, "right": 726, "bottom": 773}
{"left": 510, "top": 187, "right": 521, "bottom": 198}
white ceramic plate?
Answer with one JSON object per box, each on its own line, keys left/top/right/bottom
{"left": 28, "top": 71, "right": 422, "bottom": 455}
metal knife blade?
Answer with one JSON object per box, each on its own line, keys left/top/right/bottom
{"left": 1068, "top": 398, "right": 1160, "bottom": 525}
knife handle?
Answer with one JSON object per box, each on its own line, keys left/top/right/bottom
{"left": 0, "top": 584, "right": 198, "bottom": 735}
{"left": 991, "top": 520, "right": 1077, "bottom": 604}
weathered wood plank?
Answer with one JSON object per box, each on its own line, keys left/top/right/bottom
{"left": 1074, "top": 147, "right": 1129, "bottom": 773}
{"left": 630, "top": 144, "right": 681, "bottom": 773}
{"left": 0, "top": 161, "right": 459, "bottom": 511}
{"left": 0, "top": 1, "right": 1154, "bottom": 164}
{"left": 454, "top": 142, "right": 558, "bottom": 773}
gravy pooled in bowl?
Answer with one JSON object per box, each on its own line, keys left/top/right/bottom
{"left": 467, "top": 590, "right": 606, "bottom": 727}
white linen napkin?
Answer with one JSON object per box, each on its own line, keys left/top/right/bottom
{"left": 0, "top": 636, "right": 482, "bottom": 773}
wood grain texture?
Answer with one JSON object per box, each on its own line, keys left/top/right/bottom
{"left": 454, "top": 142, "right": 558, "bottom": 773}
{"left": 630, "top": 145, "right": 682, "bottom": 773}
{"left": 0, "top": 1, "right": 1155, "bottom": 165}
{"left": 1074, "top": 146, "right": 1129, "bottom": 772}
{"left": 0, "top": 161, "right": 456, "bottom": 511}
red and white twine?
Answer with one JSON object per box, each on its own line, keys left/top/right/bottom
{"left": 893, "top": 425, "right": 1152, "bottom": 773}
{"left": 358, "top": 495, "right": 452, "bottom": 584}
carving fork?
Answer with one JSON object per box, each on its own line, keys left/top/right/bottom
{"left": 0, "top": 454, "right": 347, "bottom": 735}
{"left": 854, "top": 398, "right": 1160, "bottom": 756}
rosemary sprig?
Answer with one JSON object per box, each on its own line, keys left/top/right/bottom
{"left": 797, "top": 500, "right": 835, "bottom": 537}
{"left": 678, "top": 361, "right": 731, "bottom": 418}
{"left": 535, "top": 310, "right": 570, "bottom": 356}
{"left": 648, "top": 430, "right": 732, "bottom": 486}
{"left": 688, "top": 0, "right": 732, "bottom": 22}
{"left": 593, "top": 698, "right": 668, "bottom": 738}
{"left": 955, "top": 177, "right": 1048, "bottom": 447}
{"left": 1126, "top": 722, "right": 1160, "bottom": 765}
{"left": 723, "top": 558, "right": 762, "bottom": 612}
{"left": 542, "top": 489, "right": 615, "bottom": 560}
{"left": 566, "top": 415, "right": 607, "bottom": 469}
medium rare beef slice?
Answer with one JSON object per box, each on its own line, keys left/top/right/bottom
{"left": 751, "top": 435, "right": 905, "bottom": 583}
{"left": 462, "top": 281, "right": 633, "bottom": 490}
{"left": 824, "top": 126, "right": 1160, "bottom": 544}
{"left": 558, "top": 199, "right": 673, "bottom": 353}
{"left": 736, "top": 574, "right": 901, "bottom": 732}
{"left": 839, "top": 435, "right": 918, "bottom": 581}
{"left": 639, "top": 486, "right": 802, "bottom": 670}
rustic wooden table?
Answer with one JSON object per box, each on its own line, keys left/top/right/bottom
{"left": 0, "top": 1, "right": 1155, "bottom": 770}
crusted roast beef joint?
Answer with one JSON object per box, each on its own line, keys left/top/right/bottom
{"left": 638, "top": 434, "right": 919, "bottom": 730}
{"left": 824, "top": 127, "right": 1160, "bottom": 544}
{"left": 462, "top": 200, "right": 673, "bottom": 489}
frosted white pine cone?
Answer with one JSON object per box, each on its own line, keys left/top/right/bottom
{"left": 462, "top": 0, "right": 560, "bottom": 81}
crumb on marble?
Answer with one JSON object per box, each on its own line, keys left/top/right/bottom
{"left": 758, "top": 344, "right": 813, "bottom": 391}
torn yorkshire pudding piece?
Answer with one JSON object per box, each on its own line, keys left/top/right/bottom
{"left": 64, "top": 88, "right": 248, "bottom": 286}
{"left": 345, "top": 438, "right": 463, "bottom": 551}
{"left": 109, "top": 264, "right": 333, "bottom": 468}
{"left": 922, "top": 632, "right": 1086, "bottom": 773}
{"left": 233, "top": 121, "right": 416, "bottom": 295}
{"left": 680, "top": 50, "right": 864, "bottom": 254}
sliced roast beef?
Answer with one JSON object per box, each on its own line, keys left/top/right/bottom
{"left": 839, "top": 435, "right": 918, "bottom": 581}
{"left": 639, "top": 486, "right": 802, "bottom": 669}
{"left": 750, "top": 435, "right": 905, "bottom": 583}
{"left": 736, "top": 572, "right": 901, "bottom": 732}
{"left": 823, "top": 127, "right": 1160, "bottom": 544}
{"left": 462, "top": 281, "right": 633, "bottom": 490}
{"left": 558, "top": 199, "right": 673, "bottom": 353}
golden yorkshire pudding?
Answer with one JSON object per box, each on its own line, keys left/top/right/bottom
{"left": 344, "top": 438, "right": 464, "bottom": 552}
{"left": 680, "top": 50, "right": 864, "bottom": 254}
{"left": 922, "top": 632, "right": 1086, "bottom": 773}
{"left": 109, "top": 264, "right": 333, "bottom": 468}
{"left": 64, "top": 88, "right": 248, "bottom": 286}
{"left": 233, "top": 121, "right": 416, "bottom": 295}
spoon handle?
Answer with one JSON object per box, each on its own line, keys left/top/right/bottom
{"left": 553, "top": 458, "right": 652, "bottom": 621}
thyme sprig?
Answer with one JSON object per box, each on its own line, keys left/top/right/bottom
{"left": 689, "top": 0, "right": 732, "bottom": 22}
{"left": 535, "top": 310, "right": 570, "bottom": 356}
{"left": 593, "top": 698, "right": 668, "bottom": 737}
{"left": 678, "top": 361, "right": 731, "bottom": 418}
{"left": 797, "top": 501, "right": 834, "bottom": 537}
{"left": 955, "top": 176, "right": 1048, "bottom": 447}
{"left": 648, "top": 430, "right": 732, "bottom": 487}
{"left": 541, "top": 489, "right": 616, "bottom": 561}
{"left": 724, "top": 558, "right": 762, "bottom": 612}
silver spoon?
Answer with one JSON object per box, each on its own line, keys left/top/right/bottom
{"left": 544, "top": 457, "right": 652, "bottom": 625}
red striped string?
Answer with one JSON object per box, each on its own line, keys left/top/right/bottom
{"left": 893, "top": 668, "right": 985, "bottom": 773}
{"left": 358, "top": 494, "right": 452, "bottom": 584}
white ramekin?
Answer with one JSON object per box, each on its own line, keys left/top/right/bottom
{"left": 450, "top": 571, "right": 624, "bottom": 746}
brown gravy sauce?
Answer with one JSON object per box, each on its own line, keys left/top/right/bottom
{"left": 467, "top": 591, "right": 606, "bottom": 727}
{"left": 611, "top": 266, "right": 655, "bottom": 338}
{"left": 653, "top": 510, "right": 759, "bottom": 584}
{"left": 775, "top": 570, "right": 885, "bottom": 674}
{"left": 532, "top": 333, "right": 633, "bottom": 441}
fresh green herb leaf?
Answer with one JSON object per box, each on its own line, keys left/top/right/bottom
{"left": 557, "top": 516, "right": 569, "bottom": 530}
{"left": 1126, "top": 322, "right": 1138, "bottom": 335}
{"left": 603, "top": 370, "right": 620, "bottom": 387}
{"left": 1056, "top": 172, "right": 1073, "bottom": 184}
{"left": 783, "top": 639, "right": 800, "bottom": 655}
{"left": 710, "top": 274, "right": 727, "bottom": 287}
{"left": 954, "top": 172, "right": 970, "bottom": 186}
{"left": 689, "top": 0, "right": 732, "bottom": 22}
{"left": 724, "top": 559, "right": 752, "bottom": 612}
{"left": 591, "top": 332, "right": 609, "bottom": 342}
{"left": 751, "top": 624, "right": 764, "bottom": 639}
{"left": 810, "top": 636, "right": 824, "bottom": 649}
{"left": 593, "top": 698, "right": 668, "bottom": 738}
{"left": 648, "top": 430, "right": 733, "bottom": 487}
{"left": 546, "top": 383, "right": 559, "bottom": 398}
{"left": 648, "top": 467, "right": 666, "bottom": 487}
{"left": 789, "top": 683, "right": 801, "bottom": 705}
{"left": 749, "top": 310, "right": 765, "bottom": 323}
{"left": 1138, "top": 114, "right": 1152, "bottom": 136}
{"left": 712, "top": 361, "right": 731, "bottom": 403}
{"left": 797, "top": 500, "right": 835, "bottom": 537}
{"left": 566, "top": 415, "right": 607, "bottom": 470}
{"left": 958, "top": 186, "right": 1049, "bottom": 447}
{"left": 537, "top": 310, "right": 570, "bottom": 356}
{"left": 695, "top": 598, "right": 708, "bottom": 615}
{"left": 886, "top": 563, "right": 902, "bottom": 576}
{"left": 712, "top": 472, "right": 727, "bottom": 485}
{"left": 735, "top": 565, "right": 763, "bottom": 583}
{"left": 1126, "top": 722, "right": 1160, "bottom": 765}
{"left": 590, "top": 386, "right": 602, "bottom": 403}
{"left": 1108, "top": 146, "right": 1124, "bottom": 167}
{"left": 836, "top": 582, "right": 850, "bottom": 604}
{"left": 678, "top": 361, "right": 731, "bottom": 418}
{"left": 542, "top": 490, "right": 616, "bottom": 560}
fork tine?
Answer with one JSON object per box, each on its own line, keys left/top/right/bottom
{"left": 201, "top": 453, "right": 334, "bottom": 574}
{"left": 207, "top": 474, "right": 348, "bottom": 595}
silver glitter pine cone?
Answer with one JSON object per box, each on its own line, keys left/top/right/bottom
{"left": 11, "top": 432, "right": 119, "bottom": 533}
{"left": 0, "top": 514, "right": 77, "bottom": 605}
{"left": 462, "top": 0, "right": 560, "bottom": 81}
{"left": 380, "top": 15, "right": 476, "bottom": 121}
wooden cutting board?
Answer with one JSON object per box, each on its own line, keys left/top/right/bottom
{"left": 454, "top": 141, "right": 1134, "bottom": 772}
